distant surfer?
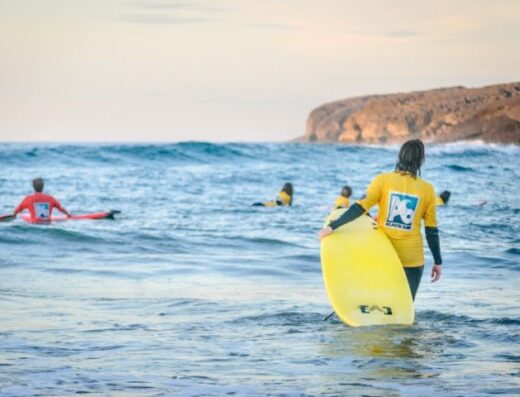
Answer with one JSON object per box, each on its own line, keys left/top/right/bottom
{"left": 319, "top": 139, "right": 442, "bottom": 300}
{"left": 253, "top": 182, "right": 293, "bottom": 207}
{"left": 11, "top": 178, "right": 70, "bottom": 223}
{"left": 436, "top": 190, "right": 451, "bottom": 206}
{"left": 334, "top": 185, "right": 352, "bottom": 209}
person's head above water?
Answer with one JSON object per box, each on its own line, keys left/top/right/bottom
{"left": 340, "top": 185, "right": 352, "bottom": 198}
{"left": 32, "top": 177, "right": 44, "bottom": 193}
{"left": 280, "top": 182, "right": 293, "bottom": 206}
{"left": 395, "top": 139, "right": 425, "bottom": 178}
{"left": 439, "top": 190, "right": 451, "bottom": 204}
{"left": 281, "top": 182, "right": 293, "bottom": 197}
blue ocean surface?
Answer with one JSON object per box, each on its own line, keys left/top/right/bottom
{"left": 0, "top": 142, "right": 519, "bottom": 396}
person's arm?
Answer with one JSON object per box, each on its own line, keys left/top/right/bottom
{"left": 328, "top": 204, "right": 365, "bottom": 230}
{"left": 425, "top": 227, "right": 442, "bottom": 264}
{"left": 13, "top": 197, "right": 28, "bottom": 216}
{"left": 52, "top": 197, "right": 70, "bottom": 217}
{"left": 424, "top": 187, "right": 442, "bottom": 282}
{"left": 319, "top": 175, "right": 382, "bottom": 239}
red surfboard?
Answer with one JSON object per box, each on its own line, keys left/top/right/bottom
{"left": 19, "top": 210, "right": 121, "bottom": 224}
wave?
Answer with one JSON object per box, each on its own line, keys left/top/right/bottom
{"left": 1, "top": 224, "right": 107, "bottom": 244}
{"left": 233, "top": 310, "right": 324, "bottom": 327}
{"left": 1, "top": 141, "right": 517, "bottom": 170}
{"left": 416, "top": 310, "right": 520, "bottom": 327}
{"left": 506, "top": 248, "right": 520, "bottom": 255}
{"left": 327, "top": 140, "right": 520, "bottom": 154}
{"left": 445, "top": 164, "right": 475, "bottom": 172}
{"left": 0, "top": 142, "right": 260, "bottom": 167}
{"left": 426, "top": 141, "right": 520, "bottom": 156}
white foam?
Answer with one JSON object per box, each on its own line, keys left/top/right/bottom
{"left": 426, "top": 140, "right": 520, "bottom": 155}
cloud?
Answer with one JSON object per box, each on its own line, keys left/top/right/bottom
{"left": 122, "top": 14, "right": 213, "bottom": 25}
{"left": 122, "top": 1, "right": 235, "bottom": 25}
{"left": 126, "top": 1, "right": 236, "bottom": 14}
{"left": 381, "top": 30, "right": 420, "bottom": 38}
{"left": 346, "top": 29, "right": 421, "bottom": 39}
{"left": 248, "top": 22, "right": 301, "bottom": 32}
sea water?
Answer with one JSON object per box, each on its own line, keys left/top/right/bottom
{"left": 0, "top": 142, "right": 519, "bottom": 396}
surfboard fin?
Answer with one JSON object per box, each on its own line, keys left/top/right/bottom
{"left": 106, "top": 210, "right": 121, "bottom": 219}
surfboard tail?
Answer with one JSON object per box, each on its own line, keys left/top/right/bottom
{"left": 0, "top": 214, "right": 16, "bottom": 223}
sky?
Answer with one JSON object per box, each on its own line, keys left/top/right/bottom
{"left": 0, "top": 0, "right": 519, "bottom": 142}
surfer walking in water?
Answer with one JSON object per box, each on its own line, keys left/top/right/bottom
{"left": 11, "top": 178, "right": 70, "bottom": 223}
{"left": 319, "top": 139, "right": 442, "bottom": 300}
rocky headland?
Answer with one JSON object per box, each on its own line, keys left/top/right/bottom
{"left": 300, "top": 82, "right": 520, "bottom": 144}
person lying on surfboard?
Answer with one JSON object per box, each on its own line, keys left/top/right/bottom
{"left": 11, "top": 178, "right": 70, "bottom": 223}
{"left": 252, "top": 182, "right": 293, "bottom": 207}
{"left": 319, "top": 139, "right": 442, "bottom": 301}
{"left": 334, "top": 185, "right": 352, "bottom": 209}
{"left": 436, "top": 190, "right": 451, "bottom": 206}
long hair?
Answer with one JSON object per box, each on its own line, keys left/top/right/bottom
{"left": 395, "top": 139, "right": 425, "bottom": 178}
{"left": 282, "top": 182, "right": 293, "bottom": 205}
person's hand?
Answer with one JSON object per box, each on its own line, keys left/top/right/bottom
{"left": 431, "top": 264, "right": 442, "bottom": 282}
{"left": 318, "top": 226, "right": 333, "bottom": 239}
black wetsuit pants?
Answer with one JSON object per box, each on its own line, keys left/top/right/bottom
{"left": 404, "top": 266, "right": 424, "bottom": 301}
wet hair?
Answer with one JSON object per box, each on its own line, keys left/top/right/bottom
{"left": 32, "top": 177, "right": 44, "bottom": 193}
{"left": 341, "top": 185, "right": 352, "bottom": 198}
{"left": 439, "top": 190, "right": 451, "bottom": 204}
{"left": 281, "top": 182, "right": 293, "bottom": 205}
{"left": 395, "top": 139, "right": 425, "bottom": 178}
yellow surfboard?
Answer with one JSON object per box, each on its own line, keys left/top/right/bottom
{"left": 321, "top": 209, "right": 414, "bottom": 327}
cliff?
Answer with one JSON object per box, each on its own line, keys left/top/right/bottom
{"left": 301, "top": 82, "right": 520, "bottom": 144}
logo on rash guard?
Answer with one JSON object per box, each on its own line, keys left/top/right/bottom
{"left": 34, "top": 202, "right": 50, "bottom": 219}
{"left": 386, "top": 192, "right": 419, "bottom": 230}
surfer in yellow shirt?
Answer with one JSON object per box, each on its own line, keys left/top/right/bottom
{"left": 334, "top": 185, "right": 352, "bottom": 209}
{"left": 253, "top": 183, "right": 293, "bottom": 207}
{"left": 319, "top": 139, "right": 442, "bottom": 300}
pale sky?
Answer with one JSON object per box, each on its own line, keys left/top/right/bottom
{"left": 1, "top": 0, "right": 519, "bottom": 142}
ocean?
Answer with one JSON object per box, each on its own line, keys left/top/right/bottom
{"left": 0, "top": 142, "right": 519, "bottom": 396}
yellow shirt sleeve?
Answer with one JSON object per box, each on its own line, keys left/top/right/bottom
{"left": 423, "top": 186, "right": 437, "bottom": 227}
{"left": 357, "top": 174, "right": 383, "bottom": 212}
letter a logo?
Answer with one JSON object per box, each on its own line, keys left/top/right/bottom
{"left": 385, "top": 192, "right": 419, "bottom": 231}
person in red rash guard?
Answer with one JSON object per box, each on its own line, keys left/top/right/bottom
{"left": 13, "top": 178, "right": 70, "bottom": 223}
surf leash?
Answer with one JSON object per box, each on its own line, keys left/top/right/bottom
{"left": 323, "top": 311, "right": 335, "bottom": 321}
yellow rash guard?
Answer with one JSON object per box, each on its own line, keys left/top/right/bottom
{"left": 263, "top": 191, "right": 291, "bottom": 207}
{"left": 335, "top": 196, "right": 350, "bottom": 209}
{"left": 435, "top": 196, "right": 445, "bottom": 206}
{"left": 278, "top": 191, "right": 291, "bottom": 205}
{"left": 357, "top": 172, "right": 437, "bottom": 267}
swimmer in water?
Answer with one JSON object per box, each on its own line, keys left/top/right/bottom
{"left": 436, "top": 190, "right": 451, "bottom": 206}
{"left": 11, "top": 178, "right": 70, "bottom": 223}
{"left": 253, "top": 182, "right": 293, "bottom": 207}
{"left": 334, "top": 185, "right": 352, "bottom": 209}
